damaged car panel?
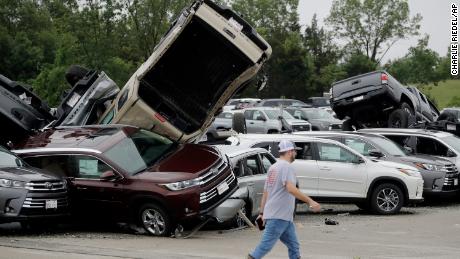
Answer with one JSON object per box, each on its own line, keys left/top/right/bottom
{"left": 98, "top": 0, "right": 271, "bottom": 143}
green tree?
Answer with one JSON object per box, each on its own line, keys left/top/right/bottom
{"left": 326, "top": 0, "right": 422, "bottom": 63}
{"left": 342, "top": 52, "right": 377, "bottom": 77}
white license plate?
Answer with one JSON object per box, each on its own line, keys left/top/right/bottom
{"left": 45, "top": 200, "right": 57, "bottom": 209}
{"left": 353, "top": 95, "right": 364, "bottom": 102}
{"left": 217, "top": 182, "right": 229, "bottom": 195}
{"left": 447, "top": 124, "right": 457, "bottom": 131}
{"left": 454, "top": 179, "right": 458, "bottom": 186}
{"left": 66, "top": 92, "right": 81, "bottom": 107}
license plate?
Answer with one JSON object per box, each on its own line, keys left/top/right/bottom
{"left": 447, "top": 124, "right": 457, "bottom": 131}
{"left": 66, "top": 92, "right": 81, "bottom": 107}
{"left": 454, "top": 179, "right": 458, "bottom": 186}
{"left": 217, "top": 182, "right": 229, "bottom": 195}
{"left": 353, "top": 95, "right": 364, "bottom": 102}
{"left": 45, "top": 200, "right": 57, "bottom": 209}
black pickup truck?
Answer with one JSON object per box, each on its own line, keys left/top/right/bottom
{"left": 330, "top": 71, "right": 440, "bottom": 130}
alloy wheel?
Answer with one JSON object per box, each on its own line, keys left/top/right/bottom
{"left": 142, "top": 208, "right": 166, "bottom": 236}
{"left": 376, "top": 188, "right": 400, "bottom": 212}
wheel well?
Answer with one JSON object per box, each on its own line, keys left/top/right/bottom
{"left": 267, "top": 129, "right": 279, "bottom": 134}
{"left": 129, "top": 196, "right": 168, "bottom": 219}
{"left": 311, "top": 126, "right": 319, "bottom": 131}
{"left": 400, "top": 94, "right": 414, "bottom": 111}
{"left": 367, "top": 178, "right": 409, "bottom": 204}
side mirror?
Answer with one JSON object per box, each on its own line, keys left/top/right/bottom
{"left": 257, "top": 75, "right": 268, "bottom": 91}
{"left": 352, "top": 157, "right": 365, "bottom": 164}
{"left": 404, "top": 146, "right": 414, "bottom": 154}
{"left": 100, "top": 170, "right": 117, "bottom": 181}
{"left": 368, "top": 149, "right": 384, "bottom": 158}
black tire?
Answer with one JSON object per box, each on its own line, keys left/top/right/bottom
{"left": 400, "top": 102, "right": 414, "bottom": 116}
{"left": 342, "top": 118, "right": 354, "bottom": 131}
{"left": 388, "top": 109, "right": 409, "bottom": 128}
{"left": 232, "top": 112, "right": 247, "bottom": 134}
{"left": 370, "top": 183, "right": 404, "bottom": 215}
{"left": 267, "top": 129, "right": 279, "bottom": 134}
{"left": 65, "top": 65, "right": 89, "bottom": 86}
{"left": 138, "top": 203, "right": 171, "bottom": 236}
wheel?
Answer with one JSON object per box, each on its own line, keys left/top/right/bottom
{"left": 400, "top": 102, "right": 414, "bottom": 115}
{"left": 388, "top": 109, "right": 409, "bottom": 128}
{"left": 138, "top": 203, "right": 171, "bottom": 236}
{"left": 267, "top": 130, "right": 279, "bottom": 134}
{"left": 370, "top": 183, "right": 404, "bottom": 215}
{"left": 232, "top": 112, "right": 247, "bottom": 134}
{"left": 342, "top": 118, "right": 355, "bottom": 131}
{"left": 65, "top": 65, "right": 89, "bottom": 86}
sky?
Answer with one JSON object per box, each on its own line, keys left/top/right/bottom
{"left": 297, "top": 0, "right": 452, "bottom": 64}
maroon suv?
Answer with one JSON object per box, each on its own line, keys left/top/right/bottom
{"left": 13, "top": 125, "right": 237, "bottom": 236}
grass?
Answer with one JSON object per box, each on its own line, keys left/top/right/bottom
{"left": 418, "top": 80, "right": 460, "bottom": 109}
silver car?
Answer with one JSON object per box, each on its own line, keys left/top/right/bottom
{"left": 243, "top": 107, "right": 311, "bottom": 133}
{"left": 210, "top": 146, "right": 276, "bottom": 227}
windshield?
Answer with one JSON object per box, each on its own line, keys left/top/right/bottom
{"left": 441, "top": 135, "right": 460, "bottom": 153}
{"left": 304, "top": 109, "right": 334, "bottom": 120}
{"left": 369, "top": 137, "right": 407, "bottom": 156}
{"left": 104, "top": 130, "right": 175, "bottom": 175}
{"left": 264, "top": 109, "right": 295, "bottom": 120}
{"left": 0, "top": 149, "right": 24, "bottom": 168}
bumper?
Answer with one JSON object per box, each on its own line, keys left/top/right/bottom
{"left": 407, "top": 198, "right": 424, "bottom": 204}
{"left": 207, "top": 198, "right": 245, "bottom": 223}
{"left": 0, "top": 212, "right": 70, "bottom": 223}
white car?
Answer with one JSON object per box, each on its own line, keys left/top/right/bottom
{"left": 227, "top": 134, "right": 424, "bottom": 214}
{"left": 243, "top": 107, "right": 311, "bottom": 134}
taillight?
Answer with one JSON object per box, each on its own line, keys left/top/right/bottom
{"left": 381, "top": 73, "right": 388, "bottom": 84}
{"left": 154, "top": 113, "right": 166, "bottom": 123}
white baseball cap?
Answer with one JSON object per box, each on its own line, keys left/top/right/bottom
{"left": 278, "top": 140, "right": 301, "bottom": 152}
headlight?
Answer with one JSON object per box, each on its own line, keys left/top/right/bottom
{"left": 0, "top": 179, "right": 26, "bottom": 188}
{"left": 162, "top": 178, "right": 201, "bottom": 191}
{"left": 398, "top": 168, "right": 421, "bottom": 178}
{"left": 414, "top": 163, "right": 446, "bottom": 172}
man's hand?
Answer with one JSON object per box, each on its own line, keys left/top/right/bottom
{"left": 309, "top": 201, "right": 321, "bottom": 213}
{"left": 256, "top": 214, "right": 265, "bottom": 226}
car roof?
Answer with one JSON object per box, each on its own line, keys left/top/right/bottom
{"left": 359, "top": 128, "right": 454, "bottom": 138}
{"left": 14, "top": 124, "right": 138, "bottom": 153}
{"left": 229, "top": 133, "right": 336, "bottom": 144}
{"left": 213, "top": 145, "right": 268, "bottom": 158}
{"left": 294, "top": 131, "right": 388, "bottom": 139}
{"left": 245, "top": 106, "right": 290, "bottom": 111}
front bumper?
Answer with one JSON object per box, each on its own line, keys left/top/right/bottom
{"left": 207, "top": 198, "right": 245, "bottom": 223}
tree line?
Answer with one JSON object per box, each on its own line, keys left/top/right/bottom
{"left": 0, "top": 0, "right": 455, "bottom": 106}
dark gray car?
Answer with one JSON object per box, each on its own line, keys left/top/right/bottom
{"left": 0, "top": 146, "right": 69, "bottom": 225}
{"left": 285, "top": 107, "right": 343, "bottom": 131}
{"left": 294, "top": 131, "right": 460, "bottom": 197}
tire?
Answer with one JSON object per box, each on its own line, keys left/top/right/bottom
{"left": 233, "top": 203, "right": 251, "bottom": 228}
{"left": 267, "top": 129, "right": 279, "bottom": 134}
{"left": 354, "top": 201, "right": 370, "bottom": 211}
{"left": 138, "top": 203, "right": 171, "bottom": 236}
{"left": 400, "top": 102, "right": 414, "bottom": 116}
{"left": 342, "top": 118, "right": 354, "bottom": 131}
{"left": 388, "top": 109, "right": 409, "bottom": 128}
{"left": 370, "top": 183, "right": 404, "bottom": 215}
{"left": 65, "top": 65, "right": 89, "bottom": 86}
{"left": 232, "top": 112, "right": 247, "bottom": 134}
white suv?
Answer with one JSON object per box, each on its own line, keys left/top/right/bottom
{"left": 227, "top": 134, "right": 424, "bottom": 214}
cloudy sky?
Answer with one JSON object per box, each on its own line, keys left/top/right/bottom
{"left": 297, "top": 0, "right": 452, "bottom": 63}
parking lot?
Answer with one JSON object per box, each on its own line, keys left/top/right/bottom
{"left": 1, "top": 201, "right": 460, "bottom": 259}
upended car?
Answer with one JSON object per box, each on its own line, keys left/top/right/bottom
{"left": 0, "top": 146, "right": 69, "bottom": 226}
{"left": 14, "top": 125, "right": 238, "bottom": 236}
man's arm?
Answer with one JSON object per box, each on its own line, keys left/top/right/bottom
{"left": 285, "top": 181, "right": 321, "bottom": 212}
{"left": 259, "top": 191, "right": 268, "bottom": 215}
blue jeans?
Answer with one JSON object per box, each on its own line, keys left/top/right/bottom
{"left": 250, "top": 219, "right": 300, "bottom": 259}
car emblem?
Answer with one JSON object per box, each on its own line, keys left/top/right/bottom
{"left": 44, "top": 182, "right": 53, "bottom": 189}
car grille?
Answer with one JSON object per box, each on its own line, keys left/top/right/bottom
{"left": 20, "top": 180, "right": 69, "bottom": 216}
{"left": 292, "top": 124, "right": 310, "bottom": 131}
{"left": 199, "top": 158, "right": 227, "bottom": 186}
{"left": 443, "top": 164, "right": 459, "bottom": 190}
{"left": 199, "top": 172, "right": 236, "bottom": 205}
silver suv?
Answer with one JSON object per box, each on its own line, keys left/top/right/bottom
{"left": 243, "top": 107, "right": 311, "bottom": 133}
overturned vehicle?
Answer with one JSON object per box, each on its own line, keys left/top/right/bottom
{"left": 330, "top": 71, "right": 460, "bottom": 136}
{"left": 1, "top": 0, "right": 271, "bottom": 235}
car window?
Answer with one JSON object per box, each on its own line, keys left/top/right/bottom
{"left": 260, "top": 153, "right": 276, "bottom": 174}
{"left": 217, "top": 112, "right": 233, "bottom": 119}
{"left": 294, "top": 142, "right": 314, "bottom": 160}
{"left": 253, "top": 142, "right": 272, "bottom": 151}
{"left": 416, "top": 137, "right": 450, "bottom": 157}
{"left": 0, "top": 149, "right": 24, "bottom": 168}
{"left": 263, "top": 101, "right": 278, "bottom": 107}
{"left": 385, "top": 135, "right": 412, "bottom": 149}
{"left": 317, "top": 143, "right": 358, "bottom": 163}
{"left": 244, "top": 110, "right": 254, "bottom": 120}
{"left": 233, "top": 160, "right": 243, "bottom": 178}
{"left": 293, "top": 110, "right": 302, "bottom": 119}
{"left": 245, "top": 155, "right": 261, "bottom": 175}
{"left": 75, "top": 156, "right": 112, "bottom": 179}
{"left": 253, "top": 110, "right": 265, "bottom": 121}
{"left": 100, "top": 107, "right": 115, "bottom": 124}
{"left": 343, "top": 138, "right": 375, "bottom": 156}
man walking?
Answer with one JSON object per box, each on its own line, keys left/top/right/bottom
{"left": 248, "top": 140, "right": 321, "bottom": 259}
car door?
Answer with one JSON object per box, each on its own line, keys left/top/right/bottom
{"left": 315, "top": 142, "right": 368, "bottom": 198}
{"left": 238, "top": 154, "right": 266, "bottom": 215}
{"left": 414, "top": 136, "right": 457, "bottom": 166}
{"left": 289, "top": 141, "right": 319, "bottom": 196}
{"left": 245, "top": 110, "right": 267, "bottom": 133}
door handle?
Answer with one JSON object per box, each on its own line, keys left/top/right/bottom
{"left": 320, "top": 166, "right": 331, "bottom": 171}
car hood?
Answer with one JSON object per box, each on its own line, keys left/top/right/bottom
{"left": 399, "top": 155, "right": 453, "bottom": 166}
{"left": 134, "top": 144, "right": 221, "bottom": 183}
{"left": 0, "top": 167, "right": 60, "bottom": 182}
{"left": 109, "top": 1, "right": 271, "bottom": 143}
{"left": 309, "top": 118, "right": 343, "bottom": 125}
{"left": 372, "top": 160, "right": 418, "bottom": 171}
{"left": 286, "top": 119, "right": 310, "bottom": 125}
